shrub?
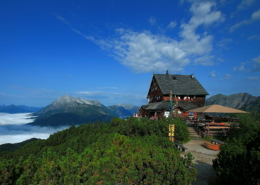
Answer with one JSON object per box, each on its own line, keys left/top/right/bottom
{"left": 213, "top": 113, "right": 260, "bottom": 184}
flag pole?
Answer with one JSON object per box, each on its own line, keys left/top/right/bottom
{"left": 170, "top": 90, "right": 173, "bottom": 115}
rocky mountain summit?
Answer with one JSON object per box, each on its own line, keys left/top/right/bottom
{"left": 29, "top": 95, "right": 138, "bottom": 127}
{"left": 206, "top": 93, "right": 257, "bottom": 109}
{"left": 205, "top": 93, "right": 259, "bottom": 118}
{"left": 241, "top": 96, "right": 260, "bottom": 120}
{"left": 53, "top": 95, "right": 103, "bottom": 107}
{"left": 33, "top": 95, "right": 105, "bottom": 116}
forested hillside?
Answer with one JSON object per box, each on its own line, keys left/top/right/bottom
{"left": 0, "top": 138, "right": 39, "bottom": 152}
{"left": 0, "top": 117, "right": 196, "bottom": 184}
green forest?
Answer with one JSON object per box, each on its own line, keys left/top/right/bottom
{"left": 0, "top": 117, "right": 196, "bottom": 185}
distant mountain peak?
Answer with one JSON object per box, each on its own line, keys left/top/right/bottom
{"left": 74, "top": 97, "right": 102, "bottom": 106}
{"left": 58, "top": 95, "right": 73, "bottom": 100}
{"left": 118, "top": 103, "right": 139, "bottom": 110}
{"left": 54, "top": 95, "right": 73, "bottom": 103}
{"left": 33, "top": 95, "right": 105, "bottom": 117}
{"left": 52, "top": 95, "right": 102, "bottom": 107}
{"left": 206, "top": 93, "right": 257, "bottom": 109}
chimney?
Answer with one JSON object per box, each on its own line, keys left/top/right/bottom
{"left": 166, "top": 70, "right": 168, "bottom": 75}
{"left": 191, "top": 74, "right": 194, "bottom": 79}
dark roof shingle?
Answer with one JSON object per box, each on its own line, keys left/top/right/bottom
{"left": 153, "top": 74, "right": 209, "bottom": 96}
{"left": 141, "top": 100, "right": 200, "bottom": 111}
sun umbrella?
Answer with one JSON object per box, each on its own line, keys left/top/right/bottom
{"left": 187, "top": 104, "right": 247, "bottom": 138}
{"left": 187, "top": 104, "right": 248, "bottom": 113}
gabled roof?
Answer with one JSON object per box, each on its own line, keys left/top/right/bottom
{"left": 151, "top": 74, "right": 209, "bottom": 96}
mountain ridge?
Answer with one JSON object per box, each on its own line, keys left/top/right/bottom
{"left": 206, "top": 93, "right": 257, "bottom": 109}
{"left": 29, "top": 95, "right": 139, "bottom": 127}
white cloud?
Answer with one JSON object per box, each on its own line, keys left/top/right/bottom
{"left": 78, "top": 91, "right": 143, "bottom": 100}
{"left": 167, "top": 21, "right": 177, "bottom": 29}
{"left": 98, "top": 87, "right": 118, "bottom": 90}
{"left": 251, "top": 9, "right": 260, "bottom": 20}
{"left": 220, "top": 73, "right": 233, "bottom": 80}
{"left": 217, "top": 38, "right": 232, "bottom": 48}
{"left": 210, "top": 70, "right": 216, "bottom": 77}
{"left": 0, "top": 113, "right": 70, "bottom": 144}
{"left": 77, "top": 91, "right": 105, "bottom": 97}
{"left": 233, "top": 64, "right": 246, "bottom": 71}
{"left": 247, "top": 77, "right": 259, "bottom": 80}
{"left": 95, "top": 29, "right": 189, "bottom": 73}
{"left": 179, "top": 1, "right": 224, "bottom": 56}
{"left": 57, "top": 1, "right": 224, "bottom": 73}
{"left": 0, "top": 113, "right": 36, "bottom": 125}
{"left": 248, "top": 35, "right": 260, "bottom": 40}
{"left": 188, "top": 1, "right": 225, "bottom": 29}
{"left": 0, "top": 134, "right": 49, "bottom": 145}
{"left": 230, "top": 9, "right": 260, "bottom": 32}
{"left": 53, "top": 14, "right": 70, "bottom": 25}
{"left": 238, "top": 0, "right": 256, "bottom": 9}
{"left": 149, "top": 16, "right": 156, "bottom": 25}
{"left": 0, "top": 125, "right": 69, "bottom": 144}
{"left": 224, "top": 74, "right": 233, "bottom": 80}
{"left": 217, "top": 58, "right": 225, "bottom": 62}
{"left": 194, "top": 55, "right": 214, "bottom": 66}
{"left": 252, "top": 55, "right": 260, "bottom": 71}
{"left": 71, "top": 28, "right": 95, "bottom": 41}
{"left": 230, "top": 20, "right": 248, "bottom": 32}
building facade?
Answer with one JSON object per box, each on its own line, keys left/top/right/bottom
{"left": 139, "top": 71, "right": 209, "bottom": 119}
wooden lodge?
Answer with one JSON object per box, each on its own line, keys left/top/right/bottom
{"left": 139, "top": 71, "right": 209, "bottom": 119}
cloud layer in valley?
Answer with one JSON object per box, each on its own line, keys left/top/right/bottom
{"left": 0, "top": 113, "right": 35, "bottom": 125}
{"left": 0, "top": 113, "right": 69, "bottom": 145}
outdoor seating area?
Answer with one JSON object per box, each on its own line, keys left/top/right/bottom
{"left": 186, "top": 118, "right": 238, "bottom": 137}
{"left": 186, "top": 104, "right": 246, "bottom": 137}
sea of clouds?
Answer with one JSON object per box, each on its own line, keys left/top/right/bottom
{"left": 0, "top": 113, "right": 69, "bottom": 145}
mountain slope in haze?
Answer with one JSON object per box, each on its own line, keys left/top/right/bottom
{"left": 30, "top": 95, "right": 114, "bottom": 127}
{"left": 240, "top": 96, "right": 260, "bottom": 111}
{"left": 118, "top": 103, "right": 139, "bottom": 115}
{"left": 240, "top": 97, "right": 260, "bottom": 120}
{"left": 107, "top": 104, "right": 139, "bottom": 118}
{"left": 0, "top": 105, "right": 43, "bottom": 113}
{"left": 107, "top": 105, "right": 132, "bottom": 118}
{"left": 206, "top": 93, "right": 257, "bottom": 109}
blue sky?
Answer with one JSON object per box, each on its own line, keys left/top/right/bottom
{"left": 1, "top": 0, "right": 260, "bottom": 107}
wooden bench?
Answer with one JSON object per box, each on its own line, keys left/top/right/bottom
{"left": 173, "top": 140, "right": 188, "bottom": 152}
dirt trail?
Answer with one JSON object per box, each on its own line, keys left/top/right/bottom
{"left": 183, "top": 140, "right": 219, "bottom": 185}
